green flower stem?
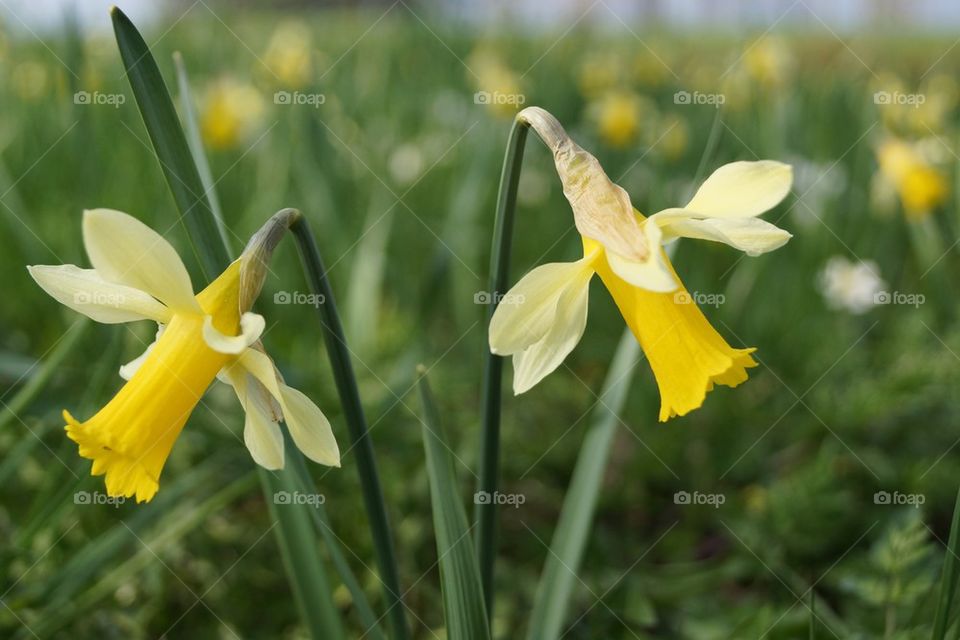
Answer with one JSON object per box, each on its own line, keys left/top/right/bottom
{"left": 476, "top": 114, "right": 529, "bottom": 615}
{"left": 289, "top": 214, "right": 408, "bottom": 640}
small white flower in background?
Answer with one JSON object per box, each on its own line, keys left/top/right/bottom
{"left": 818, "top": 256, "right": 885, "bottom": 315}
{"left": 388, "top": 143, "right": 425, "bottom": 187}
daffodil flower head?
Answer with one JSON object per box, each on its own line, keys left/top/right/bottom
{"left": 264, "top": 22, "right": 313, "bottom": 89}
{"left": 586, "top": 90, "right": 652, "bottom": 149}
{"left": 490, "top": 107, "right": 793, "bottom": 421}
{"left": 28, "top": 209, "right": 339, "bottom": 502}
{"left": 200, "top": 76, "right": 266, "bottom": 151}
{"left": 875, "top": 137, "right": 948, "bottom": 220}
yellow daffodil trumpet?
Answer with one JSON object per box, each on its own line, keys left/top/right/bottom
{"left": 28, "top": 209, "right": 339, "bottom": 502}
{"left": 489, "top": 106, "right": 793, "bottom": 421}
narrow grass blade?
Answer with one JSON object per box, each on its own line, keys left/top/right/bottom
{"left": 344, "top": 194, "right": 394, "bottom": 357}
{"left": 417, "top": 369, "right": 491, "bottom": 640}
{"left": 933, "top": 487, "right": 960, "bottom": 639}
{"left": 264, "top": 464, "right": 346, "bottom": 640}
{"left": 290, "top": 215, "right": 408, "bottom": 640}
{"left": 172, "top": 51, "right": 230, "bottom": 252}
{"left": 526, "top": 329, "right": 641, "bottom": 640}
{"left": 110, "top": 6, "right": 230, "bottom": 280}
{"left": 476, "top": 115, "right": 529, "bottom": 614}
{"left": 809, "top": 589, "right": 816, "bottom": 640}
{"left": 289, "top": 441, "right": 386, "bottom": 640}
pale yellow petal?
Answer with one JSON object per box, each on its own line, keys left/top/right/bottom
{"left": 28, "top": 264, "right": 171, "bottom": 324}
{"left": 202, "top": 312, "right": 265, "bottom": 355}
{"left": 657, "top": 216, "right": 792, "bottom": 256}
{"left": 604, "top": 220, "right": 678, "bottom": 292}
{"left": 236, "top": 348, "right": 340, "bottom": 468}
{"left": 511, "top": 266, "right": 593, "bottom": 394}
{"left": 489, "top": 254, "right": 596, "bottom": 356}
{"left": 682, "top": 160, "right": 792, "bottom": 218}
{"left": 224, "top": 365, "right": 284, "bottom": 470}
{"left": 278, "top": 384, "right": 340, "bottom": 467}
{"left": 82, "top": 208, "right": 200, "bottom": 313}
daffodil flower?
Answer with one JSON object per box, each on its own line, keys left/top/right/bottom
{"left": 489, "top": 107, "right": 793, "bottom": 421}
{"left": 28, "top": 209, "right": 339, "bottom": 502}
{"left": 875, "top": 137, "right": 948, "bottom": 219}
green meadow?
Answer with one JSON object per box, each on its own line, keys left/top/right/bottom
{"left": 3, "top": 4, "right": 960, "bottom": 638}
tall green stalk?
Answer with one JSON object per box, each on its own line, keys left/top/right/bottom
{"left": 475, "top": 115, "right": 529, "bottom": 615}
{"left": 289, "top": 215, "right": 407, "bottom": 640}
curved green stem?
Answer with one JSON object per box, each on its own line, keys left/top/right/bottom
{"left": 475, "top": 115, "right": 530, "bottom": 615}
{"left": 290, "top": 215, "right": 408, "bottom": 640}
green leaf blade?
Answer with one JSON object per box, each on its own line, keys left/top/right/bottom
{"left": 417, "top": 370, "right": 491, "bottom": 640}
{"left": 110, "top": 5, "right": 230, "bottom": 281}
{"left": 526, "top": 329, "right": 642, "bottom": 640}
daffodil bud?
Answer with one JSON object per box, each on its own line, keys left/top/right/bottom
{"left": 239, "top": 208, "right": 301, "bottom": 313}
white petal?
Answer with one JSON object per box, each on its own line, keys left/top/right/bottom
{"left": 511, "top": 266, "right": 592, "bottom": 394}
{"left": 119, "top": 325, "right": 166, "bottom": 380}
{"left": 82, "top": 208, "right": 200, "bottom": 313}
{"left": 28, "top": 264, "right": 172, "bottom": 324}
{"left": 202, "top": 313, "right": 266, "bottom": 355}
{"left": 236, "top": 348, "right": 340, "bottom": 468}
{"left": 658, "top": 216, "right": 792, "bottom": 256}
{"left": 224, "top": 365, "right": 284, "bottom": 470}
{"left": 489, "top": 255, "right": 596, "bottom": 356}
{"left": 682, "top": 161, "right": 793, "bottom": 218}
{"left": 278, "top": 384, "right": 340, "bottom": 467}
{"left": 604, "top": 220, "right": 678, "bottom": 292}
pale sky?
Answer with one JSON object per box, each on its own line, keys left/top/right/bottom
{"left": 2, "top": 0, "right": 959, "bottom": 34}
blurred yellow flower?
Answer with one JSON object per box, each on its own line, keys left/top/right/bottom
{"left": 742, "top": 37, "right": 792, "bottom": 87}
{"left": 632, "top": 49, "right": 670, "bottom": 88}
{"left": 576, "top": 52, "right": 623, "bottom": 98}
{"left": 744, "top": 485, "right": 768, "bottom": 513}
{"left": 588, "top": 90, "right": 652, "bottom": 149}
{"left": 11, "top": 61, "right": 49, "bottom": 102}
{"left": 200, "top": 77, "right": 266, "bottom": 150}
{"left": 719, "top": 68, "right": 753, "bottom": 112}
{"left": 875, "top": 137, "right": 948, "bottom": 219}
{"left": 490, "top": 108, "right": 793, "bottom": 420}
{"left": 469, "top": 49, "right": 524, "bottom": 118}
{"left": 874, "top": 72, "right": 958, "bottom": 135}
{"left": 28, "top": 210, "right": 340, "bottom": 502}
{"left": 264, "top": 22, "right": 313, "bottom": 89}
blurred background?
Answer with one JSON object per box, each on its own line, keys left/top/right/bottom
{"left": 3, "top": 0, "right": 960, "bottom": 637}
